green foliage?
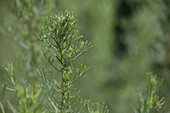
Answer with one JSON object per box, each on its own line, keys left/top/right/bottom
{"left": 135, "top": 73, "right": 165, "bottom": 113}
{"left": 1, "top": 0, "right": 169, "bottom": 112}
{"left": 9, "top": 0, "right": 48, "bottom": 18}
{"left": 36, "top": 10, "right": 108, "bottom": 113}
{"left": 1, "top": 10, "right": 109, "bottom": 113}
{"left": 0, "top": 0, "right": 55, "bottom": 86}
{"left": 89, "top": 103, "right": 109, "bottom": 113}
{"left": 1, "top": 63, "right": 46, "bottom": 113}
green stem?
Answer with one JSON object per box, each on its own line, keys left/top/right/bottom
{"left": 60, "top": 69, "right": 64, "bottom": 113}
{"left": 60, "top": 47, "right": 64, "bottom": 113}
{"left": 0, "top": 102, "right": 5, "bottom": 113}
{"left": 27, "top": 0, "right": 36, "bottom": 88}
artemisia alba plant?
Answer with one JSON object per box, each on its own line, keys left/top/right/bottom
{"left": 36, "top": 10, "right": 109, "bottom": 113}
{"left": 0, "top": 9, "right": 166, "bottom": 113}
{"left": 1, "top": 63, "right": 47, "bottom": 113}
{"left": 1, "top": 0, "right": 55, "bottom": 88}
{"left": 0, "top": 11, "right": 108, "bottom": 113}
{"left": 1, "top": 10, "right": 109, "bottom": 113}
{"left": 134, "top": 73, "right": 165, "bottom": 113}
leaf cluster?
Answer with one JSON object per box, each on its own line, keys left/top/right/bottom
{"left": 36, "top": 10, "right": 108, "bottom": 113}
{"left": 36, "top": 10, "right": 91, "bottom": 71}
{"left": 135, "top": 72, "right": 165, "bottom": 113}
{"left": 1, "top": 63, "right": 47, "bottom": 113}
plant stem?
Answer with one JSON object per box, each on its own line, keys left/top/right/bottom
{"left": 60, "top": 69, "right": 64, "bottom": 113}
{"left": 27, "top": 0, "right": 36, "bottom": 88}
{"left": 0, "top": 102, "right": 5, "bottom": 113}
{"left": 60, "top": 47, "right": 64, "bottom": 113}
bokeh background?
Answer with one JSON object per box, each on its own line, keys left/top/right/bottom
{"left": 0, "top": 0, "right": 170, "bottom": 113}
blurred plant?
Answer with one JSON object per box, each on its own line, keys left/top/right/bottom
{"left": 0, "top": 63, "right": 48, "bottom": 113}
{"left": 134, "top": 72, "right": 165, "bottom": 113}
{"left": 0, "top": 0, "right": 55, "bottom": 112}
{"left": 0, "top": 0, "right": 55, "bottom": 88}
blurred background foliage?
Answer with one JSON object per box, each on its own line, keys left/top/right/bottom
{"left": 0, "top": 0, "right": 170, "bottom": 113}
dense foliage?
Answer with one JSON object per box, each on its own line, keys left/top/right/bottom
{"left": 0, "top": 0, "right": 170, "bottom": 113}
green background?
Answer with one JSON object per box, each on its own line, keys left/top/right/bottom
{"left": 0, "top": 0, "right": 170, "bottom": 113}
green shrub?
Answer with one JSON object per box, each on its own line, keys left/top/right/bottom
{"left": 1, "top": 10, "right": 109, "bottom": 113}
{"left": 134, "top": 73, "right": 165, "bottom": 113}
